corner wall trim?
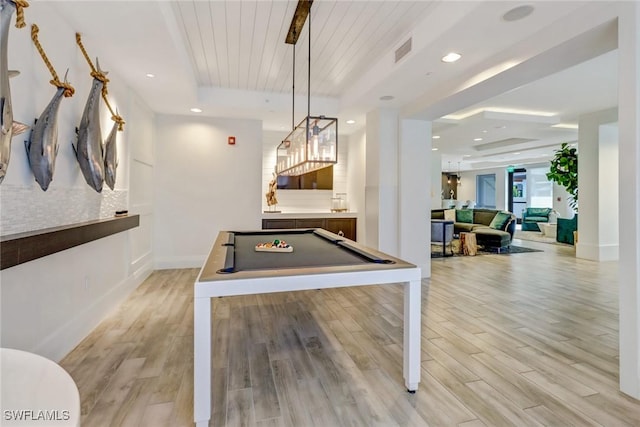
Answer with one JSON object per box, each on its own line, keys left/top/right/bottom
{"left": 0, "top": 215, "right": 140, "bottom": 270}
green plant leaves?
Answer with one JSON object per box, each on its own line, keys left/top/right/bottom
{"left": 547, "top": 142, "right": 578, "bottom": 212}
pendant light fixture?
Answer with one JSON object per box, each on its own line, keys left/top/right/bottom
{"left": 275, "top": 0, "right": 338, "bottom": 177}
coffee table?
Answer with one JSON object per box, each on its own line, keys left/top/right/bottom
{"left": 540, "top": 223, "right": 557, "bottom": 239}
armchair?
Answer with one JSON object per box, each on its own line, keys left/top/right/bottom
{"left": 431, "top": 220, "right": 454, "bottom": 257}
{"left": 521, "top": 207, "right": 553, "bottom": 231}
{"left": 556, "top": 214, "right": 578, "bottom": 245}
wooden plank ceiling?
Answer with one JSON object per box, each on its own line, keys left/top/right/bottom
{"left": 171, "top": 0, "right": 436, "bottom": 97}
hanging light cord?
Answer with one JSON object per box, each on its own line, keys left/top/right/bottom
{"left": 307, "top": 5, "right": 311, "bottom": 123}
{"left": 292, "top": 37, "right": 295, "bottom": 131}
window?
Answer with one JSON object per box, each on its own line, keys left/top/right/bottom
{"left": 529, "top": 167, "right": 553, "bottom": 208}
{"left": 476, "top": 174, "right": 496, "bottom": 208}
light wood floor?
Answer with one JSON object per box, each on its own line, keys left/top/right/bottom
{"left": 60, "top": 238, "right": 640, "bottom": 426}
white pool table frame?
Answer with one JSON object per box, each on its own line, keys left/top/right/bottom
{"left": 194, "top": 229, "right": 422, "bottom": 426}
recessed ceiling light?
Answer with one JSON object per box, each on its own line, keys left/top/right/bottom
{"left": 514, "top": 152, "right": 521, "bottom": 155}
{"left": 346, "top": 120, "right": 356, "bottom": 125}
{"left": 432, "top": 135, "right": 440, "bottom": 139}
{"left": 502, "top": 5, "right": 534, "bottom": 22}
{"left": 495, "top": 125, "right": 507, "bottom": 129}
{"left": 463, "top": 155, "right": 471, "bottom": 158}
{"left": 190, "top": 107, "right": 202, "bottom": 113}
{"left": 482, "top": 130, "right": 488, "bottom": 133}
{"left": 379, "top": 95, "right": 394, "bottom": 101}
{"left": 474, "top": 138, "right": 483, "bottom": 141}
{"left": 441, "top": 52, "right": 461, "bottom": 63}
{"left": 145, "top": 73, "right": 155, "bottom": 78}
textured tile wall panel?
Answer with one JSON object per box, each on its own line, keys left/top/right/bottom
{"left": 0, "top": 185, "right": 128, "bottom": 235}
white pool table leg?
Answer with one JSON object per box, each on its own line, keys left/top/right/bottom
{"left": 194, "top": 297, "right": 212, "bottom": 427}
{"left": 404, "top": 279, "right": 421, "bottom": 392}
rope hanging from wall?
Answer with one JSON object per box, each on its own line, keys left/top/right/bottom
{"left": 31, "top": 24, "right": 74, "bottom": 97}
{"left": 13, "top": 0, "right": 29, "bottom": 28}
{"left": 75, "top": 33, "right": 125, "bottom": 131}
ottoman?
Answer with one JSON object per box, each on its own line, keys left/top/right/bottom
{"left": 473, "top": 227, "right": 511, "bottom": 251}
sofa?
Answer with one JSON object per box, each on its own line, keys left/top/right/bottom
{"left": 431, "top": 208, "right": 516, "bottom": 251}
{"left": 521, "top": 207, "right": 553, "bottom": 231}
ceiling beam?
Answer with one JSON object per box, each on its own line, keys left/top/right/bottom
{"left": 285, "top": 0, "right": 313, "bottom": 45}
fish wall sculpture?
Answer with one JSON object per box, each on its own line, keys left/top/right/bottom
{"left": 0, "top": 0, "right": 16, "bottom": 184}
{"left": 73, "top": 60, "right": 105, "bottom": 193}
{"left": 25, "top": 85, "right": 65, "bottom": 191}
{"left": 103, "top": 120, "right": 118, "bottom": 190}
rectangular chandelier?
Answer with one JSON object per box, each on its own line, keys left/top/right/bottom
{"left": 275, "top": 115, "right": 338, "bottom": 177}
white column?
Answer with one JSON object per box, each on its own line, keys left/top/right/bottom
{"left": 430, "top": 149, "right": 442, "bottom": 209}
{"left": 399, "top": 119, "right": 431, "bottom": 277}
{"left": 576, "top": 108, "right": 618, "bottom": 261}
{"left": 365, "top": 109, "right": 399, "bottom": 254}
{"left": 618, "top": 0, "right": 640, "bottom": 399}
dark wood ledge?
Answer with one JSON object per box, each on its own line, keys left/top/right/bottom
{"left": 0, "top": 215, "right": 140, "bottom": 270}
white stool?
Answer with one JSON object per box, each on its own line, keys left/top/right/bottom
{"left": 1, "top": 348, "right": 80, "bottom": 426}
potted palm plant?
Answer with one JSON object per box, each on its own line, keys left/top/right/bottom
{"left": 546, "top": 142, "right": 578, "bottom": 243}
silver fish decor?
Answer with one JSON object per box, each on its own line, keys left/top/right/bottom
{"left": 7, "top": 70, "right": 27, "bottom": 136}
{"left": 25, "top": 84, "right": 66, "bottom": 191}
{"left": 73, "top": 59, "right": 105, "bottom": 193}
{"left": 0, "top": 0, "right": 16, "bottom": 184}
{"left": 103, "top": 120, "right": 118, "bottom": 190}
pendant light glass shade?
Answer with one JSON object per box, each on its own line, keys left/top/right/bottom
{"left": 276, "top": 116, "right": 337, "bottom": 176}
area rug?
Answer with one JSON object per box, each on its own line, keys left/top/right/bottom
{"left": 431, "top": 240, "right": 542, "bottom": 258}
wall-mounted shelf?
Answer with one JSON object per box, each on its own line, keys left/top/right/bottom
{"left": 0, "top": 215, "right": 140, "bottom": 270}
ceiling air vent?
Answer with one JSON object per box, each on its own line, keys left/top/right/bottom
{"left": 395, "top": 38, "right": 412, "bottom": 63}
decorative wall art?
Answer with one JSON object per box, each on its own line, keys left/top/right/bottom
{"left": 25, "top": 23, "right": 75, "bottom": 191}
{"left": 103, "top": 118, "right": 118, "bottom": 190}
{"left": 74, "top": 33, "right": 125, "bottom": 193}
{"left": 0, "top": 0, "right": 29, "bottom": 184}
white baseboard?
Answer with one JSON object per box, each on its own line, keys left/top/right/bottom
{"left": 154, "top": 255, "right": 205, "bottom": 270}
{"left": 34, "top": 263, "right": 153, "bottom": 363}
{"left": 576, "top": 242, "right": 619, "bottom": 261}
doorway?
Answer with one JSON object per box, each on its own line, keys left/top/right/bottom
{"left": 508, "top": 168, "right": 527, "bottom": 223}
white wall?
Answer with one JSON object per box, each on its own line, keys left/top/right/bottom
{"left": 552, "top": 182, "right": 573, "bottom": 219}
{"left": 346, "top": 127, "right": 366, "bottom": 242}
{"left": 456, "top": 167, "right": 508, "bottom": 211}
{"left": 430, "top": 150, "right": 442, "bottom": 209}
{"left": 0, "top": 2, "right": 154, "bottom": 361}
{"left": 154, "top": 115, "right": 262, "bottom": 268}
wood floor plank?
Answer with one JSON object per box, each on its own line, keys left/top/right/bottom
{"left": 61, "top": 239, "right": 640, "bottom": 427}
{"left": 271, "top": 359, "right": 314, "bottom": 427}
{"left": 110, "top": 377, "right": 157, "bottom": 427}
{"left": 249, "top": 343, "right": 281, "bottom": 421}
{"left": 139, "top": 402, "right": 174, "bottom": 427}
{"left": 226, "top": 388, "right": 256, "bottom": 427}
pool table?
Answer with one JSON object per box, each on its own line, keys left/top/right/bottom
{"left": 193, "top": 229, "right": 422, "bottom": 427}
